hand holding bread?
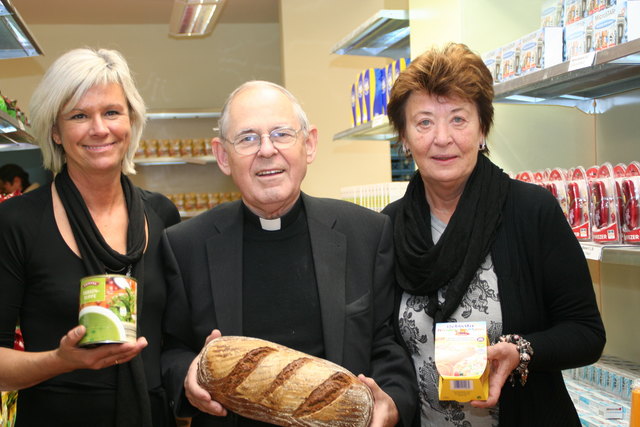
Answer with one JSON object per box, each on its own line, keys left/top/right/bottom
{"left": 197, "top": 336, "right": 374, "bottom": 426}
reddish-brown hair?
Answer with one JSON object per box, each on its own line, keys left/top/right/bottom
{"left": 387, "top": 43, "right": 494, "bottom": 143}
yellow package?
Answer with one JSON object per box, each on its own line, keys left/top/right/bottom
{"left": 435, "top": 321, "right": 489, "bottom": 402}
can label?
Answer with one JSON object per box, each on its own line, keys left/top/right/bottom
{"left": 78, "top": 275, "right": 137, "bottom": 346}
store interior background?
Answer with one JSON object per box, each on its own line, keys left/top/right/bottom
{"left": 1, "top": 0, "right": 638, "bottom": 362}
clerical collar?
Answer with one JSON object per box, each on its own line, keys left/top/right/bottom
{"left": 242, "top": 197, "right": 304, "bottom": 231}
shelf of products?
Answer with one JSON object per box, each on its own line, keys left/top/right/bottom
{"left": 0, "top": 109, "right": 36, "bottom": 150}
{"left": 494, "top": 38, "right": 640, "bottom": 113}
{"left": 331, "top": 9, "right": 409, "bottom": 60}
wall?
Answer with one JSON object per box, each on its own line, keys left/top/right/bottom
{"left": 279, "top": 0, "right": 407, "bottom": 198}
{"left": 408, "top": 0, "right": 640, "bottom": 363}
{"left": 0, "top": 21, "right": 282, "bottom": 195}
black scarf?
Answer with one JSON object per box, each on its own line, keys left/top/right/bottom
{"left": 393, "top": 154, "right": 510, "bottom": 324}
{"left": 55, "top": 166, "right": 152, "bottom": 427}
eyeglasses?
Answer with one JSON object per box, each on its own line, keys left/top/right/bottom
{"left": 224, "top": 127, "right": 302, "bottom": 155}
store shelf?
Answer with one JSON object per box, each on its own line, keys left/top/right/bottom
{"left": 134, "top": 155, "right": 216, "bottom": 166}
{"left": 494, "top": 38, "right": 640, "bottom": 113}
{"left": 333, "top": 115, "right": 396, "bottom": 141}
{"left": 331, "top": 9, "right": 409, "bottom": 60}
{"left": 581, "top": 242, "right": 640, "bottom": 267}
{"left": 0, "top": 109, "right": 37, "bottom": 150}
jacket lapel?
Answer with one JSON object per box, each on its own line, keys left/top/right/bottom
{"left": 304, "top": 194, "right": 347, "bottom": 365}
{"left": 206, "top": 201, "right": 244, "bottom": 336}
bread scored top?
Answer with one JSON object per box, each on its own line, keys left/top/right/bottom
{"left": 197, "top": 336, "right": 374, "bottom": 426}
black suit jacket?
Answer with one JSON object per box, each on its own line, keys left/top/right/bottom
{"left": 161, "top": 193, "right": 417, "bottom": 426}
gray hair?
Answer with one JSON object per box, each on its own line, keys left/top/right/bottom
{"left": 217, "top": 80, "right": 310, "bottom": 140}
{"left": 29, "top": 48, "right": 146, "bottom": 175}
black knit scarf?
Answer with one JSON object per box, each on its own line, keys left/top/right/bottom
{"left": 55, "top": 166, "right": 152, "bottom": 427}
{"left": 393, "top": 154, "right": 510, "bottom": 324}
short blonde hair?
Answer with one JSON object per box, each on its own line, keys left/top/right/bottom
{"left": 29, "top": 48, "right": 146, "bottom": 174}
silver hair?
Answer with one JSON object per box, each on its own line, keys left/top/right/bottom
{"left": 217, "top": 80, "right": 310, "bottom": 140}
{"left": 29, "top": 48, "right": 146, "bottom": 174}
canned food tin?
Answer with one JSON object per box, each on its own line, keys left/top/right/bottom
{"left": 78, "top": 275, "right": 137, "bottom": 346}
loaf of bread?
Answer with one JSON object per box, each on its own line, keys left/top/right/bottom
{"left": 197, "top": 336, "right": 374, "bottom": 426}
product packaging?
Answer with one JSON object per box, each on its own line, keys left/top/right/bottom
{"left": 622, "top": 162, "right": 640, "bottom": 243}
{"left": 386, "top": 62, "right": 394, "bottom": 102}
{"left": 564, "top": 16, "right": 595, "bottom": 60}
{"left": 631, "top": 378, "right": 640, "bottom": 427}
{"left": 592, "top": 2, "right": 628, "bottom": 51}
{"left": 499, "top": 40, "right": 520, "bottom": 81}
{"left": 590, "top": 163, "right": 622, "bottom": 244}
{"left": 518, "top": 27, "right": 564, "bottom": 75}
{"left": 629, "top": 0, "right": 640, "bottom": 41}
{"left": 362, "top": 68, "right": 386, "bottom": 123}
{"left": 541, "top": 0, "right": 565, "bottom": 26}
{"left": 482, "top": 47, "right": 502, "bottom": 83}
{"left": 435, "top": 321, "right": 489, "bottom": 402}
{"left": 568, "top": 166, "right": 592, "bottom": 240}
{"left": 564, "top": 0, "right": 586, "bottom": 25}
{"left": 393, "top": 57, "right": 410, "bottom": 80}
{"left": 357, "top": 71, "right": 366, "bottom": 124}
{"left": 351, "top": 82, "right": 360, "bottom": 127}
{"left": 546, "top": 168, "right": 570, "bottom": 222}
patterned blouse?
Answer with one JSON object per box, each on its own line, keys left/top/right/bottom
{"left": 398, "top": 215, "right": 502, "bottom": 426}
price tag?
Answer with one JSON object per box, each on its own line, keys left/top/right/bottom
{"left": 581, "top": 243, "right": 603, "bottom": 261}
{"left": 568, "top": 52, "right": 596, "bottom": 71}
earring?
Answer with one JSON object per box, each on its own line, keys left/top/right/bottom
{"left": 479, "top": 139, "right": 487, "bottom": 151}
{"left": 401, "top": 145, "right": 411, "bottom": 156}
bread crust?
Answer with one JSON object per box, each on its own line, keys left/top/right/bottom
{"left": 197, "top": 336, "right": 374, "bottom": 426}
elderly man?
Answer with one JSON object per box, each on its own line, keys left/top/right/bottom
{"left": 161, "top": 81, "right": 417, "bottom": 427}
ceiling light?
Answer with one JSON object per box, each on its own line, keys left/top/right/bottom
{"left": 169, "top": 0, "right": 226, "bottom": 38}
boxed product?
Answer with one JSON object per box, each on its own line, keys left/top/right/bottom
{"left": 592, "top": 2, "right": 628, "bottom": 51}
{"left": 393, "top": 57, "right": 410, "bottom": 80}
{"left": 541, "top": 0, "right": 564, "bottom": 26}
{"left": 587, "top": 0, "right": 617, "bottom": 16}
{"left": 564, "top": 16, "right": 595, "bottom": 61}
{"left": 499, "top": 40, "right": 520, "bottom": 81}
{"left": 622, "top": 161, "right": 640, "bottom": 243}
{"left": 629, "top": 0, "right": 640, "bottom": 40}
{"left": 351, "top": 82, "right": 360, "bottom": 127}
{"left": 386, "top": 62, "right": 394, "bottom": 102}
{"left": 568, "top": 167, "right": 592, "bottom": 240}
{"left": 589, "top": 163, "right": 621, "bottom": 243}
{"left": 362, "top": 68, "right": 386, "bottom": 123}
{"left": 564, "top": 0, "right": 585, "bottom": 25}
{"left": 546, "top": 168, "right": 570, "bottom": 222}
{"left": 518, "top": 27, "right": 564, "bottom": 75}
{"left": 435, "top": 321, "right": 489, "bottom": 402}
{"left": 482, "top": 47, "right": 502, "bottom": 83}
{"left": 357, "top": 71, "right": 365, "bottom": 125}
{"left": 590, "top": 163, "right": 622, "bottom": 243}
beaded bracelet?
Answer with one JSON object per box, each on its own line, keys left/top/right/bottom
{"left": 498, "top": 334, "right": 533, "bottom": 387}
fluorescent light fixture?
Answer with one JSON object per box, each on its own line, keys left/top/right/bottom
{"left": 169, "top": 0, "right": 226, "bottom": 38}
{"left": 0, "top": 0, "right": 43, "bottom": 59}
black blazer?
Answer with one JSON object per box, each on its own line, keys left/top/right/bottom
{"left": 161, "top": 193, "right": 418, "bottom": 427}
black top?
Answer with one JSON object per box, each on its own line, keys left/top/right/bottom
{"left": 385, "top": 179, "right": 605, "bottom": 427}
{"left": 0, "top": 184, "right": 180, "bottom": 426}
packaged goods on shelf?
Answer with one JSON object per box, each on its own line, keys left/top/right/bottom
{"left": 357, "top": 71, "right": 365, "bottom": 125}
{"left": 518, "top": 27, "right": 564, "bottom": 75}
{"left": 482, "top": 47, "right": 502, "bottom": 83}
{"left": 135, "top": 138, "right": 211, "bottom": 159}
{"left": 393, "top": 57, "right": 409, "bottom": 80}
{"left": 385, "top": 62, "right": 394, "bottom": 106}
{"left": 588, "top": 0, "right": 618, "bottom": 16}
{"left": 564, "top": 0, "right": 586, "bottom": 25}
{"left": 565, "top": 354, "right": 640, "bottom": 401}
{"left": 351, "top": 82, "right": 359, "bottom": 127}
{"left": 622, "top": 162, "right": 640, "bottom": 243}
{"left": 541, "top": 0, "right": 564, "bottom": 26}
{"left": 340, "top": 181, "right": 408, "bottom": 212}
{"left": 362, "top": 68, "right": 386, "bottom": 123}
{"left": 568, "top": 166, "right": 593, "bottom": 240}
{"left": 590, "top": 163, "right": 622, "bottom": 243}
{"left": 630, "top": 0, "right": 640, "bottom": 40}
{"left": 546, "top": 168, "right": 570, "bottom": 222}
{"left": 499, "top": 40, "right": 519, "bottom": 81}
{"left": 167, "top": 192, "right": 242, "bottom": 218}
{"left": 564, "top": 16, "right": 594, "bottom": 60}
{"left": 592, "top": 2, "right": 628, "bottom": 51}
